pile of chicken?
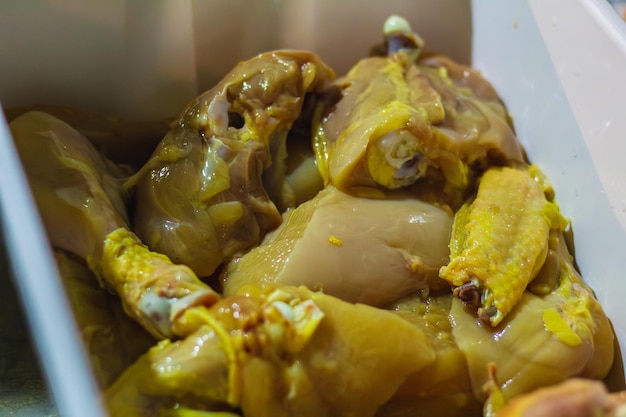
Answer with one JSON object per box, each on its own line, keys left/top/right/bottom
{"left": 8, "top": 15, "right": 625, "bottom": 417}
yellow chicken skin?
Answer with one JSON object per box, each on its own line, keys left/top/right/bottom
{"left": 313, "top": 54, "right": 447, "bottom": 190}
{"left": 104, "top": 285, "right": 436, "bottom": 417}
{"left": 129, "top": 51, "right": 335, "bottom": 278}
{"left": 98, "top": 228, "right": 221, "bottom": 338}
{"left": 313, "top": 17, "right": 524, "bottom": 208}
{"left": 440, "top": 165, "right": 567, "bottom": 326}
{"left": 381, "top": 224, "right": 615, "bottom": 416}
{"left": 449, "top": 228, "right": 614, "bottom": 406}
{"left": 54, "top": 250, "right": 155, "bottom": 388}
{"left": 10, "top": 111, "right": 220, "bottom": 339}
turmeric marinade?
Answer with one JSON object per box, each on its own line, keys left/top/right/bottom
{"left": 8, "top": 14, "right": 620, "bottom": 417}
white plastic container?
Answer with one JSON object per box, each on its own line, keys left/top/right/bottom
{"left": 1, "top": 1, "right": 625, "bottom": 416}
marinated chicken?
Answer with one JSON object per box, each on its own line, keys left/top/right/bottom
{"left": 440, "top": 165, "right": 567, "bottom": 326}
{"left": 107, "top": 216, "right": 616, "bottom": 417}
{"left": 313, "top": 17, "right": 524, "bottom": 209}
{"left": 380, "top": 294, "right": 483, "bottom": 417}
{"left": 490, "top": 378, "right": 626, "bottom": 417}
{"left": 4, "top": 104, "right": 170, "bottom": 167}
{"left": 128, "top": 51, "right": 334, "bottom": 278}
{"left": 450, "top": 227, "right": 614, "bottom": 405}
{"left": 222, "top": 185, "right": 453, "bottom": 305}
{"left": 54, "top": 250, "right": 155, "bottom": 387}
{"left": 105, "top": 285, "right": 436, "bottom": 417}
{"left": 9, "top": 14, "right": 622, "bottom": 417}
{"left": 9, "top": 111, "right": 219, "bottom": 339}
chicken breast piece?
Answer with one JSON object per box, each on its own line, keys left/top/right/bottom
{"left": 222, "top": 186, "right": 453, "bottom": 306}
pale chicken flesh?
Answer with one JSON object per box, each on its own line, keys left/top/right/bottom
{"left": 129, "top": 51, "right": 334, "bottom": 278}
{"left": 490, "top": 378, "right": 626, "bottom": 417}
{"left": 222, "top": 185, "right": 453, "bottom": 305}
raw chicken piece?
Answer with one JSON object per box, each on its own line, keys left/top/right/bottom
{"left": 115, "top": 255, "right": 611, "bottom": 417}
{"left": 129, "top": 51, "right": 335, "bottom": 277}
{"left": 54, "top": 250, "right": 155, "bottom": 387}
{"left": 440, "top": 165, "right": 567, "bottom": 326}
{"left": 313, "top": 53, "right": 448, "bottom": 190}
{"left": 313, "top": 17, "right": 524, "bottom": 207}
{"left": 380, "top": 220, "right": 614, "bottom": 416}
{"left": 491, "top": 378, "right": 626, "bottom": 417}
{"left": 222, "top": 186, "right": 453, "bottom": 306}
{"left": 105, "top": 285, "right": 436, "bottom": 417}
{"left": 5, "top": 104, "right": 170, "bottom": 167}
{"left": 10, "top": 111, "right": 219, "bottom": 339}
{"left": 449, "top": 230, "right": 614, "bottom": 404}
{"left": 418, "top": 54, "right": 524, "bottom": 166}
{"left": 379, "top": 293, "right": 482, "bottom": 417}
